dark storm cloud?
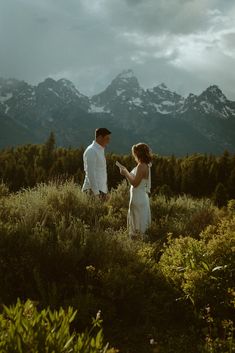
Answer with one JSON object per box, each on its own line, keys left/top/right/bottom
{"left": 0, "top": 0, "right": 234, "bottom": 99}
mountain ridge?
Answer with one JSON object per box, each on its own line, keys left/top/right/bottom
{"left": 0, "top": 71, "right": 235, "bottom": 155}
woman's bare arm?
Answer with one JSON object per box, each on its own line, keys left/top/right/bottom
{"left": 121, "top": 164, "right": 147, "bottom": 187}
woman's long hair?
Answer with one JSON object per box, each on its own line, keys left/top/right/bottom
{"left": 132, "top": 143, "right": 152, "bottom": 164}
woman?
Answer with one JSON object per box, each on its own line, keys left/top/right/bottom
{"left": 119, "top": 143, "right": 152, "bottom": 239}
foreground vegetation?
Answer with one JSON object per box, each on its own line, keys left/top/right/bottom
{"left": 0, "top": 180, "right": 234, "bottom": 352}
{"left": 0, "top": 299, "right": 116, "bottom": 353}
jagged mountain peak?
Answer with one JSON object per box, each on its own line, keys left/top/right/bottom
{"left": 110, "top": 69, "right": 140, "bottom": 89}
{"left": 38, "top": 77, "right": 76, "bottom": 90}
{"left": 38, "top": 77, "right": 57, "bottom": 89}
{"left": 58, "top": 78, "right": 73, "bottom": 84}
{"left": 36, "top": 77, "right": 86, "bottom": 102}
{"left": 57, "top": 78, "right": 77, "bottom": 90}
{"left": 57, "top": 78, "right": 85, "bottom": 98}
{"left": 186, "top": 93, "right": 197, "bottom": 102}
{"left": 91, "top": 69, "right": 143, "bottom": 112}
{"left": 148, "top": 82, "right": 178, "bottom": 97}
{"left": 206, "top": 85, "right": 224, "bottom": 95}
{"left": 183, "top": 85, "right": 235, "bottom": 119}
{"left": 116, "top": 69, "right": 135, "bottom": 79}
{"left": 38, "top": 77, "right": 73, "bottom": 89}
{"left": 200, "top": 85, "right": 227, "bottom": 103}
{"left": 1, "top": 74, "right": 235, "bottom": 154}
{"left": 0, "top": 78, "right": 32, "bottom": 93}
{"left": 0, "top": 78, "right": 34, "bottom": 116}
{"left": 147, "top": 82, "right": 183, "bottom": 106}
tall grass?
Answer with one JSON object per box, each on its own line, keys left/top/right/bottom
{"left": 0, "top": 180, "right": 234, "bottom": 352}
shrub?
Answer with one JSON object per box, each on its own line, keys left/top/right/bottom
{"left": 0, "top": 181, "right": 9, "bottom": 197}
{"left": 0, "top": 180, "right": 233, "bottom": 352}
{"left": 100, "top": 180, "right": 129, "bottom": 230}
{"left": 0, "top": 181, "right": 106, "bottom": 230}
{"left": 149, "top": 194, "right": 219, "bottom": 241}
{"left": 159, "top": 216, "right": 235, "bottom": 314}
{"left": 159, "top": 217, "right": 235, "bottom": 351}
{"left": 0, "top": 299, "right": 116, "bottom": 353}
{"left": 0, "top": 181, "right": 196, "bottom": 352}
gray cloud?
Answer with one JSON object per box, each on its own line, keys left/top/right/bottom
{"left": 0, "top": 0, "right": 235, "bottom": 99}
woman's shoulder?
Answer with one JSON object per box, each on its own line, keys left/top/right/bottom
{"left": 137, "top": 163, "right": 149, "bottom": 175}
{"left": 137, "top": 162, "right": 148, "bottom": 169}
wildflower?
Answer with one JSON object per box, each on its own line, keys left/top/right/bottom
{"left": 86, "top": 265, "right": 96, "bottom": 272}
{"left": 96, "top": 310, "right": 101, "bottom": 320}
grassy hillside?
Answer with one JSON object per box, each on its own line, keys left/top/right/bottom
{"left": 0, "top": 181, "right": 234, "bottom": 352}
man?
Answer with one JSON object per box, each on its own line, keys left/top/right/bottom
{"left": 82, "top": 128, "right": 111, "bottom": 199}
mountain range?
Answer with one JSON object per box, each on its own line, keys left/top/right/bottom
{"left": 1, "top": 69, "right": 235, "bottom": 155}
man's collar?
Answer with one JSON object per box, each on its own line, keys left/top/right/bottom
{"left": 92, "top": 140, "right": 104, "bottom": 150}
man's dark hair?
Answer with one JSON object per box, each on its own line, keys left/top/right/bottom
{"left": 95, "top": 128, "right": 111, "bottom": 138}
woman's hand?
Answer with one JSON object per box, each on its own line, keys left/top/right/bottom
{"left": 120, "top": 167, "right": 128, "bottom": 176}
{"left": 116, "top": 161, "right": 128, "bottom": 176}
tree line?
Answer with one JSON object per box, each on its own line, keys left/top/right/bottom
{"left": 0, "top": 132, "right": 235, "bottom": 206}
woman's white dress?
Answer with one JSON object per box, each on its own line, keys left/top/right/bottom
{"left": 127, "top": 165, "right": 151, "bottom": 237}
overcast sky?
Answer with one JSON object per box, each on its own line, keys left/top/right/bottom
{"left": 0, "top": 0, "right": 235, "bottom": 99}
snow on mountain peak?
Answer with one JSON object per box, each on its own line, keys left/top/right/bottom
{"left": 207, "top": 85, "right": 222, "bottom": 94}
{"left": 42, "top": 77, "right": 56, "bottom": 86}
{"left": 202, "top": 85, "right": 227, "bottom": 102}
{"left": 108, "top": 70, "right": 140, "bottom": 93}
{"left": 58, "top": 78, "right": 75, "bottom": 89}
{"left": 88, "top": 103, "right": 110, "bottom": 113}
{"left": 157, "top": 83, "right": 168, "bottom": 90}
{"left": 0, "top": 93, "right": 13, "bottom": 103}
{"left": 118, "top": 69, "right": 135, "bottom": 80}
{"left": 38, "top": 77, "right": 85, "bottom": 101}
{"left": 57, "top": 78, "right": 83, "bottom": 97}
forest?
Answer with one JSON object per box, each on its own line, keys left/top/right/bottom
{"left": 0, "top": 133, "right": 234, "bottom": 352}
{"left": 0, "top": 132, "right": 235, "bottom": 204}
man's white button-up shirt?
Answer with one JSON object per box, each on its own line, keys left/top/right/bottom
{"left": 82, "top": 141, "right": 108, "bottom": 195}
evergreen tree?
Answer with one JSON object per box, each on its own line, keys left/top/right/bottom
{"left": 158, "top": 184, "right": 173, "bottom": 200}
{"left": 37, "top": 132, "right": 56, "bottom": 172}
{"left": 13, "top": 165, "right": 27, "bottom": 191}
{"left": 217, "top": 150, "right": 231, "bottom": 186}
{"left": 213, "top": 182, "right": 228, "bottom": 207}
{"left": 228, "top": 166, "right": 235, "bottom": 199}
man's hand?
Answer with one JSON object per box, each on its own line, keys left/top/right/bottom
{"left": 99, "top": 191, "right": 109, "bottom": 201}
